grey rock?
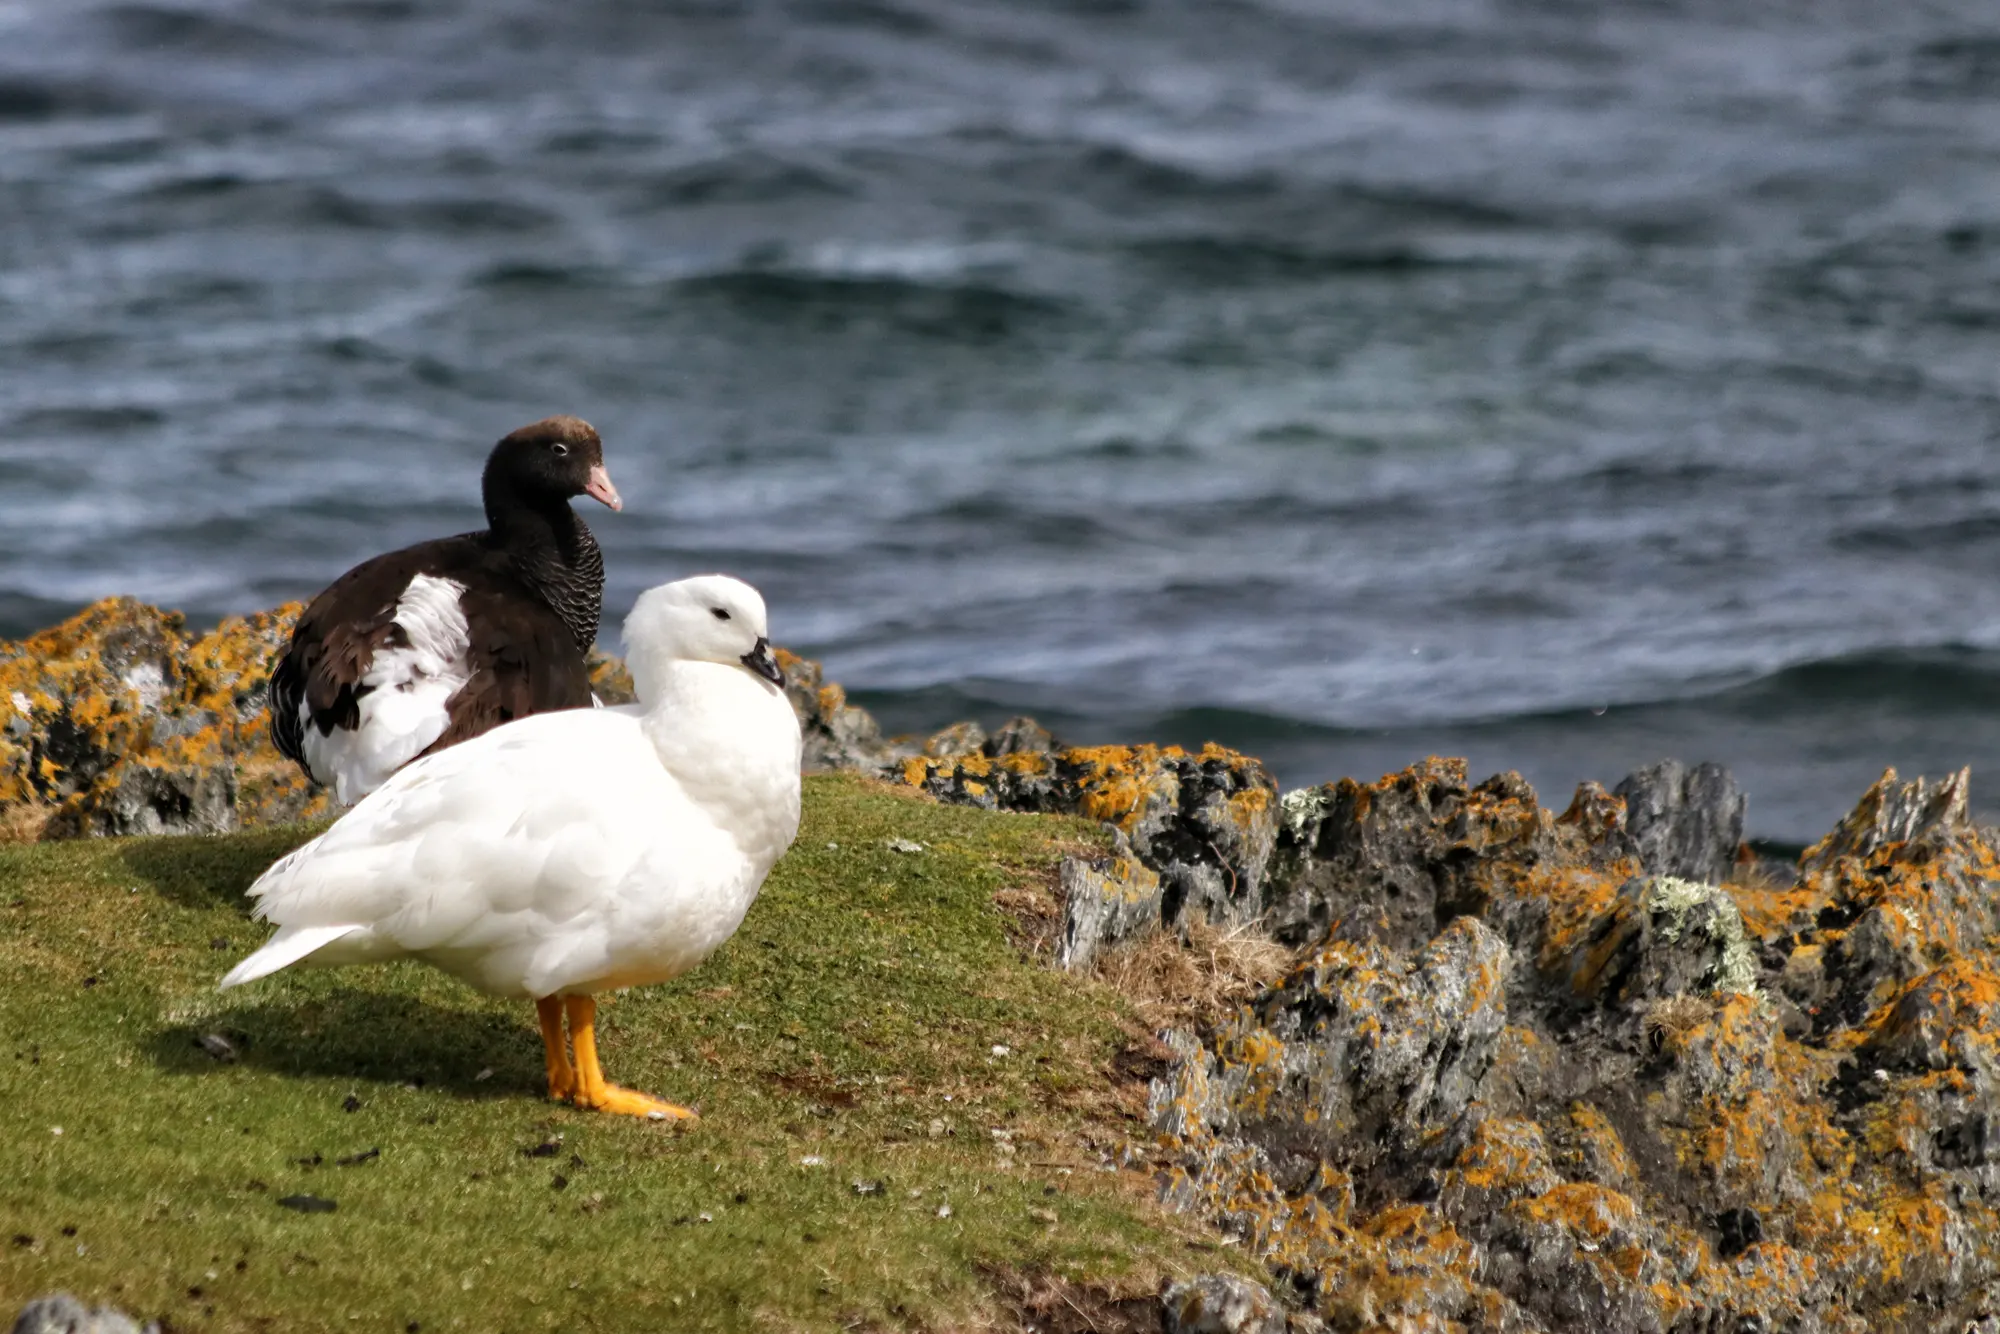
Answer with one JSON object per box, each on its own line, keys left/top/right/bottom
{"left": 1613, "top": 759, "right": 1744, "bottom": 884}
{"left": 1160, "top": 1274, "right": 1287, "bottom": 1334}
{"left": 1801, "top": 764, "right": 1970, "bottom": 871}
{"left": 40, "top": 753, "right": 238, "bottom": 839}
{"left": 983, "top": 715, "right": 1058, "bottom": 757}
{"left": 11, "top": 1293, "right": 158, "bottom": 1334}
{"left": 920, "top": 720, "right": 986, "bottom": 758}
{"left": 778, "top": 654, "right": 912, "bottom": 775}
{"left": 1262, "top": 759, "right": 1572, "bottom": 952}
{"left": 1155, "top": 916, "right": 1510, "bottom": 1183}
{"left": 1561, "top": 875, "right": 1759, "bottom": 1006}
{"left": 905, "top": 744, "right": 1278, "bottom": 932}
{"left": 1057, "top": 835, "right": 1164, "bottom": 970}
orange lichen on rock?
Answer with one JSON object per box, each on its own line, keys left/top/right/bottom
{"left": 1727, "top": 878, "right": 1827, "bottom": 943}
{"left": 1, "top": 597, "right": 188, "bottom": 812}
{"left": 1441, "top": 1117, "right": 1558, "bottom": 1214}
{"left": 1517, "top": 861, "right": 1633, "bottom": 980}
{"left": 1556, "top": 1101, "right": 1640, "bottom": 1192}
{"left": 903, "top": 739, "right": 1279, "bottom": 927}
{"left": 0, "top": 597, "right": 337, "bottom": 838}
{"left": 1064, "top": 744, "right": 1182, "bottom": 832}
{"left": 0, "top": 598, "right": 341, "bottom": 837}
{"left": 1147, "top": 760, "right": 2000, "bottom": 1331}
{"left": 586, "top": 647, "right": 635, "bottom": 704}
{"left": 1514, "top": 1180, "right": 1641, "bottom": 1245}
{"left": 181, "top": 602, "right": 333, "bottom": 830}
{"left": 1637, "top": 992, "right": 1859, "bottom": 1226}
{"left": 1861, "top": 959, "right": 2000, "bottom": 1075}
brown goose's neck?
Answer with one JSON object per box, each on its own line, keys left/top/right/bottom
{"left": 485, "top": 489, "right": 605, "bottom": 655}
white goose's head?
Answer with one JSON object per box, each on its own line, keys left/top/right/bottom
{"left": 623, "top": 574, "right": 783, "bottom": 702}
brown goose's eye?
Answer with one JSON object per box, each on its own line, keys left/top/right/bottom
{"left": 711, "top": 608, "right": 731, "bottom": 621}
{"left": 552, "top": 442, "right": 569, "bottom": 457}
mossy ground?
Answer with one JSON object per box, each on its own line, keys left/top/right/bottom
{"left": 0, "top": 775, "right": 1239, "bottom": 1332}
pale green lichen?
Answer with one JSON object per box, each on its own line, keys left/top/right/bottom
{"left": 1280, "top": 786, "right": 1334, "bottom": 842}
{"left": 1646, "top": 876, "right": 1759, "bottom": 997}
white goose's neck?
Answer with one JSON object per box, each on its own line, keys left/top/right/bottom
{"left": 639, "top": 660, "right": 802, "bottom": 868}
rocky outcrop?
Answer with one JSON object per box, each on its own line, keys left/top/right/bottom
{"left": 0, "top": 598, "right": 331, "bottom": 841}
{"left": 1262, "top": 759, "right": 1594, "bottom": 951}
{"left": 903, "top": 743, "right": 1278, "bottom": 934}
{"left": 1144, "top": 758, "right": 2000, "bottom": 1334}
{"left": 1058, "top": 831, "right": 1165, "bottom": 971}
{"left": 1613, "top": 759, "right": 1746, "bottom": 885}
{"left": 0, "top": 600, "right": 1039, "bottom": 842}
{"left": 774, "top": 648, "right": 906, "bottom": 774}
{"left": 1159, "top": 1274, "right": 1288, "bottom": 1334}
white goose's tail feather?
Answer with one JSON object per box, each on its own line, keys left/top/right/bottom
{"left": 219, "top": 924, "right": 361, "bottom": 989}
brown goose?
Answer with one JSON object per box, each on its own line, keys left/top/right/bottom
{"left": 268, "top": 416, "right": 622, "bottom": 803}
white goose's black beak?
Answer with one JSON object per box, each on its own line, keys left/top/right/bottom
{"left": 742, "top": 637, "right": 784, "bottom": 688}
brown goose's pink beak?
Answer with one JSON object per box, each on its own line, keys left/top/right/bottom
{"left": 584, "top": 465, "right": 623, "bottom": 511}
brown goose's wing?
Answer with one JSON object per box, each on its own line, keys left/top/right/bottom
{"left": 267, "top": 534, "right": 492, "bottom": 773}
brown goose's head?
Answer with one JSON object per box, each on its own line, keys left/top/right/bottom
{"left": 484, "top": 415, "right": 622, "bottom": 516}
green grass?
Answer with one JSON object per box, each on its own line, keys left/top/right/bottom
{"left": 0, "top": 775, "right": 1232, "bottom": 1332}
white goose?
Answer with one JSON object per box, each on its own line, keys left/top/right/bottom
{"left": 222, "top": 574, "right": 801, "bottom": 1119}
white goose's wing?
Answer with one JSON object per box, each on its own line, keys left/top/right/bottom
{"left": 230, "top": 708, "right": 692, "bottom": 990}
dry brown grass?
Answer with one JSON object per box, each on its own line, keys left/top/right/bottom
{"left": 0, "top": 797, "right": 49, "bottom": 844}
{"left": 1725, "top": 851, "right": 1799, "bottom": 895}
{"left": 974, "top": 1267, "right": 1164, "bottom": 1334}
{"left": 1094, "top": 919, "right": 1294, "bottom": 1034}
{"left": 1643, "top": 991, "right": 1715, "bottom": 1060}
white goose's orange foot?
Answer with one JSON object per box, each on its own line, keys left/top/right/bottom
{"left": 563, "top": 994, "right": 698, "bottom": 1123}
{"left": 576, "top": 1085, "right": 699, "bottom": 1121}
{"left": 535, "top": 995, "right": 578, "bottom": 1104}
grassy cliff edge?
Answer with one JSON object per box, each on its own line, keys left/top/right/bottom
{"left": 1, "top": 775, "right": 1246, "bottom": 1332}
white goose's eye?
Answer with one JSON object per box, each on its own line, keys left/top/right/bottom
{"left": 552, "top": 442, "right": 570, "bottom": 457}
{"left": 711, "top": 607, "right": 731, "bottom": 621}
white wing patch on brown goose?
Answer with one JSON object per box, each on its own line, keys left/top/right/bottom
{"left": 299, "top": 573, "right": 472, "bottom": 803}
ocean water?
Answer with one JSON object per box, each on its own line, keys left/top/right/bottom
{"left": 4, "top": 0, "right": 2000, "bottom": 842}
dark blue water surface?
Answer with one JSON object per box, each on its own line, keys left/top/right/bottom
{"left": 6, "top": 0, "right": 2000, "bottom": 840}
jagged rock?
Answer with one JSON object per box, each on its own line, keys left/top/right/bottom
{"left": 1057, "top": 834, "right": 1164, "bottom": 971}
{"left": 1613, "top": 759, "right": 1745, "bottom": 884}
{"left": 903, "top": 743, "right": 1277, "bottom": 928}
{"left": 0, "top": 597, "right": 188, "bottom": 832}
{"left": 1792, "top": 767, "right": 2000, "bottom": 1034}
{"left": 1265, "top": 757, "right": 1616, "bottom": 951}
{"left": 0, "top": 599, "right": 337, "bottom": 839}
{"left": 1859, "top": 959, "right": 2000, "bottom": 1078}
{"left": 1803, "top": 765, "right": 1972, "bottom": 871}
{"left": 1560, "top": 875, "right": 1760, "bottom": 1006}
{"left": 10, "top": 1292, "right": 158, "bottom": 1334}
{"left": 1154, "top": 762, "right": 2000, "bottom": 1333}
{"left": 39, "top": 749, "right": 237, "bottom": 839}
{"left": 1477, "top": 1182, "right": 1691, "bottom": 1333}
{"left": 984, "top": 715, "right": 1058, "bottom": 757}
{"left": 775, "top": 648, "right": 911, "bottom": 774}
{"left": 1159, "top": 1274, "right": 1286, "bottom": 1334}
{"left": 1438, "top": 1117, "right": 1560, "bottom": 1220}
{"left": 921, "top": 719, "right": 986, "bottom": 759}
{"left": 1155, "top": 916, "right": 1510, "bottom": 1211}
{"left": 1843, "top": 961, "right": 2000, "bottom": 1177}
{"left": 187, "top": 604, "right": 333, "bottom": 828}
